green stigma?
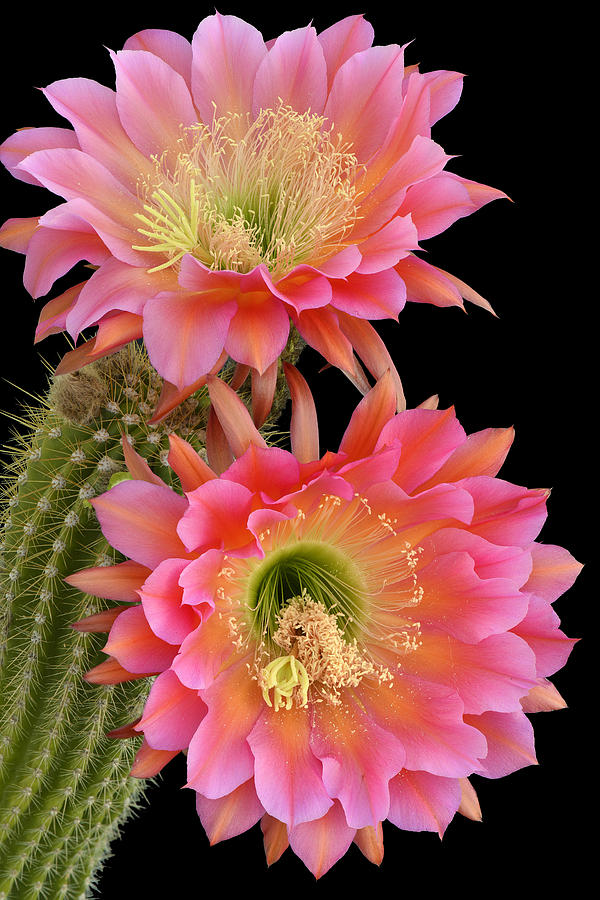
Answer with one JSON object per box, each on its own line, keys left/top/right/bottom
{"left": 246, "top": 540, "right": 366, "bottom": 643}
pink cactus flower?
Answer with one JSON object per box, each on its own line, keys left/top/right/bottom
{"left": 0, "top": 13, "right": 505, "bottom": 409}
{"left": 68, "top": 370, "right": 580, "bottom": 877}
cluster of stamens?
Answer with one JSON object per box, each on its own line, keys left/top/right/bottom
{"left": 259, "top": 592, "right": 392, "bottom": 708}
{"left": 133, "top": 104, "right": 361, "bottom": 278}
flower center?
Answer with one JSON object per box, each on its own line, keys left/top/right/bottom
{"left": 258, "top": 591, "right": 393, "bottom": 710}
{"left": 246, "top": 540, "right": 367, "bottom": 645}
{"left": 133, "top": 104, "right": 360, "bottom": 278}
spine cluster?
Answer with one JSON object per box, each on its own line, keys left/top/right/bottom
{"left": 0, "top": 348, "right": 209, "bottom": 899}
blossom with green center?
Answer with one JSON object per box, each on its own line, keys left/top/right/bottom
{"left": 68, "top": 370, "right": 579, "bottom": 877}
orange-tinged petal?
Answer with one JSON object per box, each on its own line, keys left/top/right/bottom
{"left": 458, "top": 778, "right": 482, "bottom": 821}
{"left": 337, "top": 313, "right": 405, "bottom": 410}
{"left": 65, "top": 560, "right": 151, "bottom": 602}
{"left": 284, "top": 362, "right": 319, "bottom": 463}
{"left": 84, "top": 657, "right": 153, "bottom": 684}
{"left": 339, "top": 370, "right": 397, "bottom": 459}
{"left": 251, "top": 360, "right": 278, "bottom": 427}
{"left": 168, "top": 433, "right": 216, "bottom": 491}
{"left": 71, "top": 607, "right": 125, "bottom": 632}
{"left": 520, "top": 679, "right": 567, "bottom": 713}
{"left": 418, "top": 426, "right": 515, "bottom": 489}
{"left": 130, "top": 739, "right": 178, "bottom": 778}
{"left": 121, "top": 433, "right": 164, "bottom": 486}
{"left": 207, "top": 375, "right": 267, "bottom": 458}
{"left": 261, "top": 814, "right": 289, "bottom": 866}
{"left": 354, "top": 823, "right": 384, "bottom": 865}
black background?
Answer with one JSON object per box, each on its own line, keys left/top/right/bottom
{"left": 0, "top": 2, "right": 590, "bottom": 894}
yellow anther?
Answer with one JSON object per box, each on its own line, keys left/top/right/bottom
{"left": 260, "top": 655, "right": 310, "bottom": 711}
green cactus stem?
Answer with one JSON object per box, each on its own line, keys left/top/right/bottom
{"left": 0, "top": 338, "right": 302, "bottom": 898}
{"left": 0, "top": 347, "right": 213, "bottom": 899}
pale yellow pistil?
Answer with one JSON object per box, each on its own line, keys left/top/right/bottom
{"left": 258, "top": 593, "right": 391, "bottom": 710}
{"left": 133, "top": 104, "right": 361, "bottom": 278}
{"left": 261, "top": 655, "right": 310, "bottom": 711}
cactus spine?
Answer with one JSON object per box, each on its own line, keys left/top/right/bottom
{"left": 0, "top": 347, "right": 211, "bottom": 899}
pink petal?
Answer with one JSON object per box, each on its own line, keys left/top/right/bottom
{"left": 178, "top": 548, "right": 225, "bottom": 613}
{"left": 416, "top": 551, "right": 529, "bottom": 642}
{"left": 356, "top": 136, "right": 450, "bottom": 237}
{"left": 18, "top": 148, "right": 140, "bottom": 235}
{"left": 66, "top": 257, "right": 172, "bottom": 338}
{"left": 253, "top": 26, "right": 327, "bottom": 116}
{"left": 388, "top": 771, "right": 461, "bottom": 835}
{"left": 0, "top": 126, "right": 79, "bottom": 186}
{"left": 171, "top": 615, "right": 235, "bottom": 691}
{"left": 421, "top": 70, "right": 464, "bottom": 124}
{"left": 310, "top": 697, "right": 406, "bottom": 828}
{"left": 520, "top": 679, "right": 567, "bottom": 713}
{"left": 138, "top": 558, "right": 200, "bottom": 644}
{"left": 318, "top": 14, "right": 374, "bottom": 90}
{"left": 92, "top": 480, "right": 188, "bottom": 568}
{"left": 224, "top": 291, "right": 289, "bottom": 374}
{"left": 196, "top": 779, "right": 264, "bottom": 845}
{"left": 89, "top": 311, "right": 143, "bottom": 358}
{"left": 399, "top": 173, "right": 473, "bottom": 240}
{"left": 224, "top": 443, "right": 300, "bottom": 500}
{"left": 292, "top": 306, "right": 355, "bottom": 373}
{"left": 466, "top": 711, "right": 537, "bottom": 778}
{"left": 353, "top": 823, "right": 384, "bottom": 865}
{"left": 395, "top": 254, "right": 464, "bottom": 308}
{"left": 512, "top": 595, "right": 577, "bottom": 678}
{"left": 376, "top": 406, "right": 466, "bottom": 493}
{"left": 192, "top": 13, "right": 267, "bottom": 124}
{"left": 130, "top": 740, "right": 178, "bottom": 778}
{"left": 43, "top": 78, "right": 153, "bottom": 189}
{"left": 177, "top": 478, "right": 255, "bottom": 556}
{"left": 337, "top": 313, "right": 405, "bottom": 410}
{"left": 23, "top": 225, "right": 107, "bottom": 298}
{"left": 418, "top": 527, "right": 532, "bottom": 589}
{"left": 142, "top": 291, "right": 237, "bottom": 389}
{"left": 324, "top": 44, "right": 405, "bottom": 163}
{"left": 104, "top": 605, "right": 177, "bottom": 673}
{"left": 356, "top": 215, "right": 419, "bottom": 275}
{"left": 365, "top": 481, "right": 475, "bottom": 534}
{"left": 248, "top": 704, "right": 333, "bottom": 828}
{"left": 331, "top": 268, "right": 407, "bottom": 319}
{"left": 269, "top": 267, "right": 332, "bottom": 314}
{"left": 38, "top": 196, "right": 144, "bottom": 267}
{"left": 111, "top": 49, "right": 197, "bottom": 158}
{"left": 136, "top": 669, "right": 206, "bottom": 750}
{"left": 362, "top": 676, "right": 487, "bottom": 777}
{"left": 461, "top": 477, "right": 548, "bottom": 547}
{"left": 186, "top": 656, "right": 262, "bottom": 798}
{"left": 401, "top": 630, "right": 537, "bottom": 715}
{"left": 288, "top": 800, "right": 355, "bottom": 878}
{"left": 447, "top": 172, "right": 509, "bottom": 209}
{"left": 251, "top": 360, "right": 278, "bottom": 427}
{"left": 525, "top": 543, "right": 583, "bottom": 603}
{"left": 124, "top": 29, "right": 193, "bottom": 86}
{"left": 261, "top": 815, "right": 289, "bottom": 865}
